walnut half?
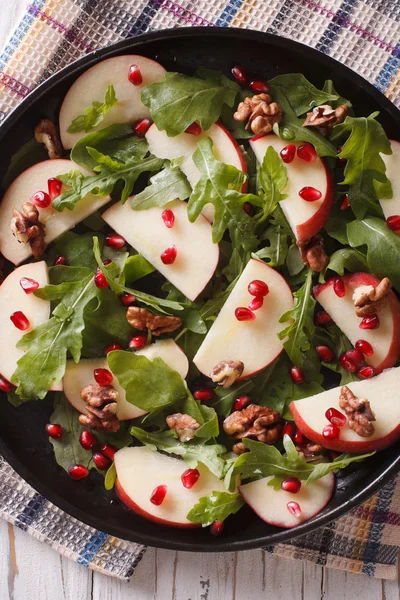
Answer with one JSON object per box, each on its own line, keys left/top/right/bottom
{"left": 303, "top": 104, "right": 348, "bottom": 135}
{"left": 223, "top": 404, "right": 281, "bottom": 453}
{"left": 10, "top": 202, "right": 47, "bottom": 258}
{"left": 233, "top": 93, "right": 282, "bottom": 135}
{"left": 126, "top": 306, "right": 182, "bottom": 336}
{"left": 211, "top": 360, "right": 244, "bottom": 389}
{"left": 353, "top": 278, "right": 392, "bottom": 317}
{"left": 339, "top": 386, "right": 375, "bottom": 437}
{"left": 79, "top": 383, "right": 120, "bottom": 432}
{"left": 34, "top": 119, "right": 63, "bottom": 159}
{"left": 298, "top": 235, "right": 329, "bottom": 273}
{"left": 166, "top": 413, "right": 201, "bottom": 442}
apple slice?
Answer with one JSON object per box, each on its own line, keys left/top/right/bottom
{"left": 0, "top": 159, "right": 110, "bottom": 266}
{"left": 193, "top": 258, "right": 293, "bottom": 379}
{"left": 102, "top": 199, "right": 219, "bottom": 302}
{"left": 63, "top": 339, "right": 188, "bottom": 420}
{"left": 250, "top": 134, "right": 334, "bottom": 244}
{"left": 380, "top": 139, "right": 400, "bottom": 235}
{"left": 314, "top": 273, "right": 400, "bottom": 373}
{"left": 290, "top": 366, "right": 400, "bottom": 452}
{"left": 115, "top": 446, "right": 228, "bottom": 528}
{"left": 59, "top": 55, "right": 166, "bottom": 149}
{"left": 239, "top": 472, "right": 334, "bottom": 528}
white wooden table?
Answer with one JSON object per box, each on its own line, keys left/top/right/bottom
{"left": 0, "top": 2, "right": 399, "bottom": 598}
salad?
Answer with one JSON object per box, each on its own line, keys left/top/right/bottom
{"left": 0, "top": 54, "right": 399, "bottom": 535}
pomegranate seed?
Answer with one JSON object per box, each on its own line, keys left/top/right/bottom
{"left": 339, "top": 352, "right": 358, "bottom": 373}
{"left": 94, "top": 368, "right": 113, "bottom": 386}
{"left": 336, "top": 147, "right": 347, "bottom": 168}
{"left": 231, "top": 65, "right": 248, "bottom": 87}
{"left": 93, "top": 452, "right": 111, "bottom": 471}
{"left": 314, "top": 311, "right": 332, "bottom": 326}
{"left": 333, "top": 277, "right": 346, "bottom": 298}
{"left": 54, "top": 255, "right": 67, "bottom": 266}
{"left": 0, "top": 374, "right": 15, "bottom": 393}
{"left": 294, "top": 430, "right": 305, "bottom": 445}
{"left": 20, "top": 277, "right": 39, "bottom": 294}
{"left": 248, "top": 296, "right": 264, "bottom": 311}
{"left": 193, "top": 388, "right": 215, "bottom": 402}
{"left": 355, "top": 339, "right": 374, "bottom": 356}
{"left": 129, "top": 335, "right": 147, "bottom": 350}
{"left": 10, "top": 311, "right": 30, "bottom": 331}
{"left": 299, "top": 186, "right": 322, "bottom": 202}
{"left": 210, "top": 520, "right": 224, "bottom": 536}
{"left": 48, "top": 177, "right": 62, "bottom": 200}
{"left": 358, "top": 365, "right": 376, "bottom": 379}
{"left": 281, "top": 478, "right": 301, "bottom": 494}
{"left": 45, "top": 423, "right": 63, "bottom": 439}
{"left": 100, "top": 443, "right": 117, "bottom": 462}
{"left": 181, "top": 468, "right": 200, "bottom": 489}
{"left": 346, "top": 348, "right": 364, "bottom": 367}
{"left": 297, "top": 143, "right": 317, "bottom": 163}
{"left": 249, "top": 80, "right": 269, "bottom": 93}
{"left": 360, "top": 314, "right": 380, "bottom": 330}
{"left": 134, "top": 118, "right": 152, "bottom": 137}
{"left": 340, "top": 194, "right": 350, "bottom": 210}
{"left": 316, "top": 345, "right": 335, "bottom": 363}
{"left": 248, "top": 279, "right": 269, "bottom": 297}
{"left": 68, "top": 465, "right": 89, "bottom": 480}
{"left": 105, "top": 343, "right": 122, "bottom": 354}
{"left": 94, "top": 269, "right": 108, "bottom": 289}
{"left": 105, "top": 233, "right": 126, "bottom": 249}
{"left": 286, "top": 501, "right": 302, "bottom": 517}
{"left": 282, "top": 422, "right": 296, "bottom": 440}
{"left": 322, "top": 423, "right": 340, "bottom": 440}
{"left": 31, "top": 191, "right": 51, "bottom": 208}
{"left": 233, "top": 395, "right": 251, "bottom": 411}
{"left": 150, "top": 484, "right": 167, "bottom": 505}
{"left": 185, "top": 122, "right": 202, "bottom": 135}
{"left": 128, "top": 64, "right": 143, "bottom": 85}
{"left": 160, "top": 245, "right": 177, "bottom": 265}
{"left": 162, "top": 209, "right": 175, "bottom": 228}
{"left": 387, "top": 215, "right": 400, "bottom": 232}
{"left": 243, "top": 202, "right": 254, "bottom": 216}
{"left": 120, "top": 292, "right": 136, "bottom": 306}
{"left": 290, "top": 366, "right": 305, "bottom": 384}
{"left": 103, "top": 259, "right": 112, "bottom": 266}
{"left": 235, "top": 307, "right": 256, "bottom": 321}
{"left": 280, "top": 144, "right": 296, "bottom": 164}
{"left": 325, "top": 407, "right": 346, "bottom": 427}
{"left": 79, "top": 430, "right": 97, "bottom": 450}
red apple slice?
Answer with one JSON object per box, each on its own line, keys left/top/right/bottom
{"left": 63, "top": 339, "right": 188, "bottom": 420}
{"left": 314, "top": 273, "right": 400, "bottom": 373}
{"left": 250, "top": 134, "right": 334, "bottom": 243}
{"left": 239, "top": 472, "right": 334, "bottom": 528}
{"left": 102, "top": 199, "right": 219, "bottom": 302}
{"left": 193, "top": 258, "right": 293, "bottom": 379}
{"left": 115, "top": 446, "right": 228, "bottom": 528}
{"left": 0, "top": 159, "right": 110, "bottom": 266}
{"left": 380, "top": 139, "right": 400, "bottom": 235}
{"left": 59, "top": 55, "right": 166, "bottom": 149}
{"left": 290, "top": 366, "right": 400, "bottom": 452}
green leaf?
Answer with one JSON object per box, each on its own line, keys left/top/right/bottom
{"left": 221, "top": 88, "right": 254, "bottom": 139}
{"left": 253, "top": 226, "right": 289, "bottom": 268}
{"left": 46, "top": 231, "right": 103, "bottom": 271}
{"left": 2, "top": 138, "right": 48, "bottom": 190}
{"left": 195, "top": 403, "right": 219, "bottom": 439}
{"left": 269, "top": 73, "right": 338, "bottom": 116}
{"left": 315, "top": 322, "right": 357, "bottom": 385}
{"left": 305, "top": 451, "right": 375, "bottom": 484}
{"left": 325, "top": 248, "right": 368, "bottom": 277}
{"left": 67, "top": 84, "right": 118, "bottom": 133}
{"left": 213, "top": 380, "right": 254, "bottom": 417}
{"left": 104, "top": 463, "right": 117, "bottom": 490}
{"left": 141, "top": 71, "right": 238, "bottom": 137}
{"left": 186, "top": 492, "right": 244, "bottom": 527}
{"left": 132, "top": 163, "right": 192, "bottom": 209}
{"left": 254, "top": 146, "right": 288, "bottom": 224}
{"left": 322, "top": 80, "right": 352, "bottom": 110}
{"left": 123, "top": 254, "right": 155, "bottom": 284}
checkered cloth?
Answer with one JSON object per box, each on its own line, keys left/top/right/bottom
{"left": 0, "top": 0, "right": 399, "bottom": 581}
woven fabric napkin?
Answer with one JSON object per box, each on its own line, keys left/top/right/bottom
{"left": 0, "top": 0, "right": 399, "bottom": 581}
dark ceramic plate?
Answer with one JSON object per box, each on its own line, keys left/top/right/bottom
{"left": 0, "top": 28, "right": 399, "bottom": 552}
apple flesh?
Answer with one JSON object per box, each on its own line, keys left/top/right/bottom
{"left": 193, "top": 258, "right": 293, "bottom": 380}
{"left": 290, "top": 366, "right": 400, "bottom": 452}
{"left": 380, "top": 139, "right": 400, "bottom": 235}
{"left": 59, "top": 55, "right": 166, "bottom": 149}
{"left": 63, "top": 339, "right": 189, "bottom": 420}
{"left": 0, "top": 159, "right": 110, "bottom": 266}
{"left": 114, "top": 446, "right": 228, "bottom": 527}
{"left": 314, "top": 272, "right": 400, "bottom": 373}
{"left": 250, "top": 134, "right": 334, "bottom": 244}
{"left": 239, "top": 472, "right": 334, "bottom": 528}
{"left": 102, "top": 199, "right": 219, "bottom": 302}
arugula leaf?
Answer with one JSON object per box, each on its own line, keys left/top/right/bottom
{"left": 269, "top": 73, "right": 338, "bottom": 116}
{"left": 132, "top": 163, "right": 191, "bottom": 210}
{"left": 322, "top": 80, "right": 352, "bottom": 110}
{"left": 324, "top": 248, "right": 368, "bottom": 277}
{"left": 305, "top": 452, "right": 375, "bottom": 484}
{"left": 253, "top": 226, "right": 289, "bottom": 268}
{"left": 254, "top": 146, "right": 288, "bottom": 224}
{"left": 67, "top": 85, "right": 118, "bottom": 133}
{"left": 141, "top": 71, "right": 238, "bottom": 136}
{"left": 314, "top": 322, "right": 357, "bottom": 385}
{"left": 213, "top": 380, "right": 254, "bottom": 417}
{"left": 104, "top": 463, "right": 117, "bottom": 490}
{"left": 123, "top": 254, "right": 155, "bottom": 284}
{"left": 46, "top": 231, "right": 103, "bottom": 271}
{"left": 186, "top": 492, "right": 244, "bottom": 527}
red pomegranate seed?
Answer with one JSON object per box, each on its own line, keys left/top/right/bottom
{"left": 359, "top": 314, "right": 380, "bottom": 330}
{"left": 94, "top": 269, "right": 108, "bottom": 289}
{"left": 45, "top": 423, "right": 63, "bottom": 439}
{"left": 128, "top": 64, "right": 143, "bottom": 85}
{"left": 162, "top": 209, "right": 175, "bottom": 228}
{"left": 314, "top": 311, "right": 332, "bottom": 326}
{"left": 282, "top": 422, "right": 296, "bottom": 440}
{"left": 93, "top": 452, "right": 111, "bottom": 471}
{"left": 336, "top": 147, "right": 346, "bottom": 168}
{"left": 281, "top": 478, "right": 301, "bottom": 494}
{"left": 129, "top": 335, "right": 148, "bottom": 350}
{"left": 31, "top": 191, "right": 51, "bottom": 208}
{"left": 248, "top": 296, "right": 264, "bottom": 311}
{"left": 10, "top": 311, "right": 30, "bottom": 331}
{"left": 160, "top": 245, "right": 177, "bottom": 265}
{"left": 233, "top": 395, "right": 251, "bottom": 411}
{"left": 210, "top": 520, "right": 224, "bottom": 536}
{"left": 134, "top": 118, "right": 152, "bottom": 137}
{"left": 48, "top": 177, "right": 62, "bottom": 200}
{"left": 150, "top": 484, "right": 167, "bottom": 505}
{"left": 316, "top": 345, "right": 335, "bottom": 363}
{"left": 280, "top": 144, "right": 296, "bottom": 164}
{"left": 0, "top": 374, "right": 15, "bottom": 393}
{"left": 181, "top": 468, "right": 200, "bottom": 489}
{"left": 294, "top": 430, "right": 305, "bottom": 445}
{"left": 54, "top": 255, "right": 67, "bottom": 266}
{"left": 20, "top": 277, "right": 39, "bottom": 294}
{"left": 120, "top": 292, "right": 136, "bottom": 306}
{"left": 333, "top": 277, "right": 346, "bottom": 298}
{"left": 299, "top": 186, "right": 322, "bottom": 202}
{"left": 68, "top": 465, "right": 89, "bottom": 480}
{"left": 235, "top": 307, "right": 256, "bottom": 321}
{"left": 297, "top": 143, "right": 317, "bottom": 163}
{"left": 346, "top": 349, "right": 364, "bottom": 367}
{"left": 94, "top": 368, "right": 113, "bottom": 386}
{"left": 100, "top": 443, "right": 117, "bottom": 462}
{"left": 248, "top": 279, "right": 269, "bottom": 297}
{"left": 339, "top": 352, "right": 358, "bottom": 373}
{"left": 243, "top": 202, "right": 254, "bottom": 216}
{"left": 355, "top": 339, "right": 374, "bottom": 356}
{"left": 193, "top": 388, "right": 215, "bottom": 402}
{"left": 386, "top": 215, "right": 400, "bottom": 232}
{"left": 325, "top": 407, "right": 346, "bottom": 427}
{"left": 105, "top": 343, "right": 122, "bottom": 354}
{"left": 185, "top": 122, "right": 202, "bottom": 135}
{"left": 231, "top": 65, "right": 248, "bottom": 87}
{"left": 79, "top": 430, "right": 97, "bottom": 450}
{"left": 340, "top": 194, "right": 350, "bottom": 210}
{"left": 290, "top": 366, "right": 305, "bottom": 384}
{"left": 286, "top": 501, "right": 302, "bottom": 517}
{"left": 249, "top": 80, "right": 269, "bottom": 94}
{"left": 105, "top": 233, "right": 126, "bottom": 249}
{"left": 358, "top": 365, "right": 376, "bottom": 379}
{"left": 322, "top": 423, "right": 340, "bottom": 440}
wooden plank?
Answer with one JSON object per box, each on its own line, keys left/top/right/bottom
{"left": 323, "top": 566, "right": 399, "bottom": 600}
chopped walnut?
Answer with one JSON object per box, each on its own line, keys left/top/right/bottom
{"left": 211, "top": 360, "right": 244, "bottom": 389}
{"left": 34, "top": 119, "right": 63, "bottom": 159}
{"left": 339, "top": 386, "right": 376, "bottom": 438}
{"left": 296, "top": 442, "right": 323, "bottom": 460}
{"left": 303, "top": 104, "right": 348, "bottom": 135}
{"left": 232, "top": 442, "right": 248, "bottom": 455}
{"left": 353, "top": 278, "right": 392, "bottom": 317}
{"left": 166, "top": 413, "right": 201, "bottom": 442}
{"left": 126, "top": 306, "right": 182, "bottom": 336}
{"left": 298, "top": 235, "right": 329, "bottom": 272}
{"left": 223, "top": 404, "right": 281, "bottom": 446}
{"left": 79, "top": 384, "right": 120, "bottom": 432}
{"left": 233, "top": 93, "right": 282, "bottom": 135}
{"left": 10, "top": 202, "right": 47, "bottom": 258}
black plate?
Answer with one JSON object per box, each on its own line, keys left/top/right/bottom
{"left": 0, "top": 28, "right": 399, "bottom": 552}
